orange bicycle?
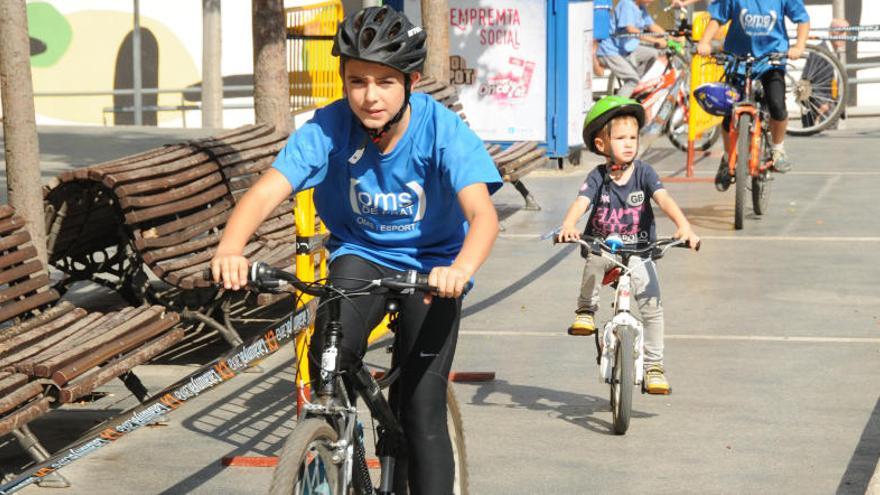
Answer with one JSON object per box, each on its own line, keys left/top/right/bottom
{"left": 698, "top": 51, "right": 786, "bottom": 230}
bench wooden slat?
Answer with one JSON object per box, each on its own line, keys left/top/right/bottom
{"left": 0, "top": 290, "right": 59, "bottom": 325}
{"left": 113, "top": 160, "right": 217, "bottom": 197}
{"left": 5, "top": 312, "right": 106, "bottom": 374}
{"left": 216, "top": 142, "right": 286, "bottom": 167}
{"left": 0, "top": 302, "right": 76, "bottom": 345}
{"left": 0, "top": 275, "right": 50, "bottom": 304}
{"left": 136, "top": 198, "right": 234, "bottom": 239}
{"left": 158, "top": 242, "right": 262, "bottom": 280}
{"left": 0, "top": 260, "right": 44, "bottom": 287}
{"left": 0, "top": 307, "right": 88, "bottom": 359}
{"left": 52, "top": 310, "right": 179, "bottom": 385}
{"left": 141, "top": 231, "right": 222, "bottom": 265}
{"left": 0, "top": 231, "right": 31, "bottom": 253}
{"left": 135, "top": 208, "right": 229, "bottom": 250}
{"left": 32, "top": 307, "right": 160, "bottom": 378}
{"left": 0, "top": 373, "right": 28, "bottom": 396}
{"left": 499, "top": 148, "right": 547, "bottom": 176}
{"left": 494, "top": 141, "right": 538, "bottom": 164}
{"left": 119, "top": 171, "right": 225, "bottom": 209}
{"left": 89, "top": 147, "right": 200, "bottom": 184}
{"left": 218, "top": 155, "right": 275, "bottom": 179}
{"left": 0, "top": 245, "right": 38, "bottom": 271}
{"left": 123, "top": 184, "right": 229, "bottom": 225}
{"left": 0, "top": 395, "right": 51, "bottom": 438}
{"left": 58, "top": 326, "right": 185, "bottom": 403}
{"left": 0, "top": 382, "right": 44, "bottom": 416}
{"left": 57, "top": 145, "right": 187, "bottom": 182}
{"left": 0, "top": 216, "right": 25, "bottom": 237}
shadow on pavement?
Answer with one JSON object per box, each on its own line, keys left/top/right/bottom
{"left": 836, "top": 395, "right": 880, "bottom": 494}
{"left": 463, "top": 378, "right": 656, "bottom": 436}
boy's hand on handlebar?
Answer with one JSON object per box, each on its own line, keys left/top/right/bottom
{"left": 696, "top": 40, "right": 713, "bottom": 57}
{"left": 674, "top": 226, "right": 701, "bottom": 251}
{"left": 427, "top": 265, "right": 470, "bottom": 303}
{"left": 788, "top": 46, "right": 804, "bottom": 60}
{"left": 211, "top": 252, "right": 249, "bottom": 290}
{"left": 556, "top": 225, "right": 582, "bottom": 243}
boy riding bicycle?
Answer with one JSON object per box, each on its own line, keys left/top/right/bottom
{"left": 697, "top": 0, "right": 810, "bottom": 188}
{"left": 211, "top": 6, "right": 501, "bottom": 493}
{"left": 557, "top": 95, "right": 700, "bottom": 394}
{"left": 598, "top": 0, "right": 671, "bottom": 98}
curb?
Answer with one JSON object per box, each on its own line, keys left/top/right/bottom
{"left": 868, "top": 465, "right": 880, "bottom": 495}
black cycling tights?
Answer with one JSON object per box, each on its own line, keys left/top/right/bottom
{"left": 309, "top": 255, "right": 460, "bottom": 495}
{"left": 724, "top": 69, "right": 788, "bottom": 129}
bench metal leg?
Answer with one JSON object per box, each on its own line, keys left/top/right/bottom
{"left": 12, "top": 426, "right": 70, "bottom": 488}
{"left": 511, "top": 180, "right": 541, "bottom": 211}
{"left": 118, "top": 372, "right": 168, "bottom": 424}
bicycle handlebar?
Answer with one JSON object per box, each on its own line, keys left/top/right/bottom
{"left": 553, "top": 235, "right": 700, "bottom": 259}
{"left": 249, "top": 261, "right": 433, "bottom": 297}
{"left": 713, "top": 50, "right": 787, "bottom": 66}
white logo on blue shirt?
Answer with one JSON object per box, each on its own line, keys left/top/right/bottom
{"left": 739, "top": 8, "right": 777, "bottom": 36}
{"left": 349, "top": 179, "right": 426, "bottom": 222}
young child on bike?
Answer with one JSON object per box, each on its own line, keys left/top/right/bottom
{"left": 211, "top": 6, "right": 501, "bottom": 493}
{"left": 697, "top": 0, "right": 810, "bottom": 188}
{"left": 557, "top": 95, "right": 700, "bottom": 394}
{"left": 597, "top": 0, "right": 670, "bottom": 98}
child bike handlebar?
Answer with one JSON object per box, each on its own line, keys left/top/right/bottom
{"left": 248, "top": 261, "right": 433, "bottom": 296}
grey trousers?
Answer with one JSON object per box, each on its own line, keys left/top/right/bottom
{"left": 576, "top": 253, "right": 665, "bottom": 365}
{"left": 599, "top": 45, "right": 660, "bottom": 98}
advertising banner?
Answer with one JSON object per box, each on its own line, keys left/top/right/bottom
{"left": 404, "top": 1, "right": 548, "bottom": 142}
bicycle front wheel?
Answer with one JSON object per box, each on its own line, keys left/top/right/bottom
{"left": 447, "top": 385, "right": 469, "bottom": 494}
{"left": 269, "top": 418, "right": 342, "bottom": 495}
{"left": 610, "top": 325, "right": 635, "bottom": 435}
{"left": 751, "top": 131, "right": 773, "bottom": 215}
{"left": 734, "top": 114, "right": 753, "bottom": 230}
{"left": 785, "top": 43, "right": 847, "bottom": 136}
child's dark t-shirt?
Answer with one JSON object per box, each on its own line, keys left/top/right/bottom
{"left": 577, "top": 160, "right": 665, "bottom": 244}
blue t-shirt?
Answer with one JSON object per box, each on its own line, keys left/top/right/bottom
{"left": 272, "top": 93, "right": 503, "bottom": 273}
{"left": 709, "top": 0, "right": 810, "bottom": 77}
{"left": 597, "top": 0, "right": 654, "bottom": 57}
{"left": 578, "top": 161, "right": 664, "bottom": 245}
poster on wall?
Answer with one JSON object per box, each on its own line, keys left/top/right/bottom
{"left": 404, "top": 1, "right": 548, "bottom": 142}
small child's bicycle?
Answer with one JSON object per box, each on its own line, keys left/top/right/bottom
{"left": 553, "top": 234, "right": 698, "bottom": 435}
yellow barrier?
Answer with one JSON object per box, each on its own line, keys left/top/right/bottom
{"left": 686, "top": 12, "right": 729, "bottom": 176}
{"left": 285, "top": 1, "right": 344, "bottom": 114}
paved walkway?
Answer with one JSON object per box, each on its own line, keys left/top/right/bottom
{"left": 1, "top": 121, "right": 878, "bottom": 494}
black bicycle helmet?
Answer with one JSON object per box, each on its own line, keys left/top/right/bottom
{"left": 332, "top": 6, "right": 427, "bottom": 74}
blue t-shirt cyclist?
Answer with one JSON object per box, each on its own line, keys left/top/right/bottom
{"left": 697, "top": 0, "right": 810, "bottom": 190}
{"left": 211, "top": 6, "right": 502, "bottom": 493}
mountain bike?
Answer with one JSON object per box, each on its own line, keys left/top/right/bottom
{"left": 605, "top": 8, "right": 721, "bottom": 152}
{"left": 712, "top": 51, "right": 785, "bottom": 230}
{"left": 252, "top": 262, "right": 468, "bottom": 495}
{"left": 554, "top": 234, "right": 698, "bottom": 435}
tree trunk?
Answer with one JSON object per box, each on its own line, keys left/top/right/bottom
{"left": 0, "top": 0, "right": 48, "bottom": 265}
{"left": 420, "top": 0, "right": 449, "bottom": 83}
{"left": 252, "top": 0, "right": 290, "bottom": 133}
{"left": 202, "top": 0, "right": 223, "bottom": 129}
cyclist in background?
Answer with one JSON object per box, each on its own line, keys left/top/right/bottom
{"left": 211, "top": 6, "right": 501, "bottom": 493}
{"left": 598, "top": 0, "right": 671, "bottom": 98}
{"left": 697, "top": 0, "right": 810, "bottom": 190}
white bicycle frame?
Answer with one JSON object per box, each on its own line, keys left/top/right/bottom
{"left": 591, "top": 249, "right": 647, "bottom": 387}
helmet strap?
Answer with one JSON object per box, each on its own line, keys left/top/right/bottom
{"left": 363, "top": 74, "right": 412, "bottom": 144}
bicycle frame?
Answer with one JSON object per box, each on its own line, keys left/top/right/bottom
{"left": 595, "top": 252, "right": 648, "bottom": 387}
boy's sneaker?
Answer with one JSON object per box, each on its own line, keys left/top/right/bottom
{"left": 644, "top": 364, "right": 671, "bottom": 395}
{"left": 567, "top": 313, "right": 596, "bottom": 336}
{"left": 771, "top": 149, "right": 792, "bottom": 173}
{"left": 714, "top": 156, "right": 732, "bottom": 192}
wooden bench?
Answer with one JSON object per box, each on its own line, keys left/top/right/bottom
{"left": 43, "top": 124, "right": 310, "bottom": 350}
{"left": 0, "top": 205, "right": 183, "bottom": 486}
{"left": 414, "top": 77, "right": 546, "bottom": 210}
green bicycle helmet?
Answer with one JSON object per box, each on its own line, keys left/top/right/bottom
{"left": 582, "top": 95, "right": 645, "bottom": 153}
